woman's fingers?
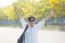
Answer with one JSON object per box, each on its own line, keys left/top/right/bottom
{"left": 50, "top": 10, "right": 54, "bottom": 16}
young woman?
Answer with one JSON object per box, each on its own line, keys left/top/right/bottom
{"left": 18, "top": 10, "right": 54, "bottom": 43}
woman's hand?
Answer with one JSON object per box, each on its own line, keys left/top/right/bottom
{"left": 17, "top": 14, "right": 23, "bottom": 19}
{"left": 45, "top": 9, "right": 54, "bottom": 20}
{"left": 49, "top": 10, "right": 54, "bottom": 17}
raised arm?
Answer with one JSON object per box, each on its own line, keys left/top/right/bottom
{"left": 17, "top": 14, "right": 27, "bottom": 29}
{"left": 36, "top": 10, "right": 54, "bottom": 29}
{"left": 44, "top": 10, "right": 54, "bottom": 21}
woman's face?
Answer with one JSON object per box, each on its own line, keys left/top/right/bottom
{"left": 29, "top": 18, "right": 35, "bottom": 24}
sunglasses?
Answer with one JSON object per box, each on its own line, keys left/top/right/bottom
{"left": 29, "top": 20, "right": 35, "bottom": 22}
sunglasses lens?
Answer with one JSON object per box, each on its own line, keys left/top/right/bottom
{"left": 29, "top": 20, "right": 34, "bottom": 22}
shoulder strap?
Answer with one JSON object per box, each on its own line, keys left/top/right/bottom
{"left": 18, "top": 24, "right": 29, "bottom": 42}
{"left": 23, "top": 24, "right": 29, "bottom": 34}
{"left": 24, "top": 24, "right": 29, "bottom": 32}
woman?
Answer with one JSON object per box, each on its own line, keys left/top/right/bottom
{"left": 18, "top": 10, "right": 54, "bottom": 43}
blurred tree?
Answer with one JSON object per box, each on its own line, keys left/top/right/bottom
{"left": 0, "top": 8, "right": 6, "bottom": 20}
{"left": 2, "top": 5, "right": 17, "bottom": 20}
{"left": 0, "top": 0, "right": 65, "bottom": 21}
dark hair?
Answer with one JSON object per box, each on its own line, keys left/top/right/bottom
{"left": 28, "top": 16, "right": 35, "bottom": 21}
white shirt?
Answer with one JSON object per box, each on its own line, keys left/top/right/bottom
{"left": 20, "top": 17, "right": 45, "bottom": 43}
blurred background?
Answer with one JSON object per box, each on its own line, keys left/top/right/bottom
{"left": 0, "top": 0, "right": 65, "bottom": 30}
{"left": 0, "top": 0, "right": 65, "bottom": 43}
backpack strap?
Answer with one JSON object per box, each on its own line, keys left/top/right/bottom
{"left": 22, "top": 24, "right": 29, "bottom": 35}
{"left": 23, "top": 24, "right": 29, "bottom": 33}
{"left": 19, "top": 24, "right": 29, "bottom": 39}
{"left": 17, "top": 24, "right": 29, "bottom": 43}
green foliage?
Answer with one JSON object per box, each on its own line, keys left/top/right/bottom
{"left": 14, "top": 0, "right": 51, "bottom": 20}
{"left": 0, "top": 0, "right": 65, "bottom": 20}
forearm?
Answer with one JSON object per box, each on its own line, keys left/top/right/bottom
{"left": 44, "top": 15, "right": 52, "bottom": 21}
{"left": 45, "top": 10, "right": 54, "bottom": 21}
{"left": 17, "top": 14, "right": 27, "bottom": 28}
{"left": 17, "top": 14, "right": 22, "bottom": 19}
{"left": 18, "top": 14, "right": 26, "bottom": 24}
{"left": 19, "top": 17, "right": 27, "bottom": 28}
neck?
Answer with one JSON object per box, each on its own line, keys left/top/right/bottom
{"left": 29, "top": 23, "right": 34, "bottom": 27}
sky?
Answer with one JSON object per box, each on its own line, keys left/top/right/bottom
{"left": 0, "top": 0, "right": 18, "bottom": 8}
{"left": 0, "top": 0, "right": 40, "bottom": 8}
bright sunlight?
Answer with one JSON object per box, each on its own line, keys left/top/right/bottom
{"left": 0, "top": 0, "right": 18, "bottom": 8}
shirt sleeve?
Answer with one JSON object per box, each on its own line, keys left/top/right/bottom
{"left": 19, "top": 17, "right": 27, "bottom": 29}
{"left": 35, "top": 19, "right": 46, "bottom": 29}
